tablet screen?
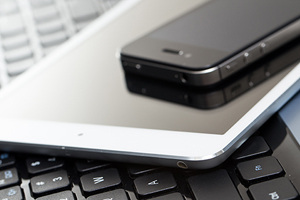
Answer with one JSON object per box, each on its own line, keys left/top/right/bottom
{"left": 0, "top": 31, "right": 299, "bottom": 135}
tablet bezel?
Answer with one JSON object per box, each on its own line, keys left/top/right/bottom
{"left": 0, "top": 0, "right": 299, "bottom": 169}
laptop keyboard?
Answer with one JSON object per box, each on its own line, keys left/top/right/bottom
{"left": 0, "top": 114, "right": 299, "bottom": 200}
{"left": 0, "top": 0, "right": 121, "bottom": 87}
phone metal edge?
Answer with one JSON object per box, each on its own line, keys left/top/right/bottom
{"left": 121, "top": 17, "right": 300, "bottom": 86}
{"left": 219, "top": 17, "right": 300, "bottom": 80}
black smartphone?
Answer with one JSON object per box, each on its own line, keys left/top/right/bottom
{"left": 125, "top": 37, "right": 300, "bottom": 109}
{"left": 120, "top": 0, "right": 300, "bottom": 86}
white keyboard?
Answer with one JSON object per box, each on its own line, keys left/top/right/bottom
{"left": 0, "top": 0, "right": 120, "bottom": 87}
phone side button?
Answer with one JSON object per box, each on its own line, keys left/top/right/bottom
{"left": 243, "top": 52, "right": 252, "bottom": 64}
{"left": 244, "top": 46, "right": 262, "bottom": 64}
{"left": 259, "top": 42, "right": 268, "bottom": 54}
{"left": 219, "top": 56, "right": 244, "bottom": 79}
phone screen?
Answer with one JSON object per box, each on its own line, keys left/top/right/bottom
{"left": 151, "top": 0, "right": 300, "bottom": 54}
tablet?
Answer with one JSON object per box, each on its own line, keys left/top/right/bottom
{"left": 0, "top": 0, "right": 299, "bottom": 169}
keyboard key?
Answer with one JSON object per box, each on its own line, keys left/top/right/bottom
{"left": 26, "top": 157, "right": 64, "bottom": 174}
{"left": 7, "top": 58, "right": 34, "bottom": 76}
{"left": 96, "top": 0, "right": 111, "bottom": 12}
{"left": 5, "top": 46, "right": 33, "bottom": 63}
{"left": 30, "top": 0, "right": 53, "bottom": 8}
{"left": 80, "top": 168, "right": 121, "bottom": 193}
{"left": 2, "top": 34, "right": 29, "bottom": 50}
{"left": 188, "top": 169, "right": 241, "bottom": 200}
{"left": 87, "top": 189, "right": 128, "bottom": 200}
{"left": 30, "top": 170, "right": 70, "bottom": 195}
{"left": 249, "top": 177, "right": 299, "bottom": 200}
{"left": 148, "top": 192, "right": 184, "bottom": 200}
{"left": 134, "top": 171, "right": 176, "bottom": 196}
{"left": 0, "top": 14, "right": 25, "bottom": 37}
{"left": 40, "top": 31, "right": 68, "bottom": 47}
{"left": 75, "top": 20, "right": 93, "bottom": 32}
{"left": 0, "top": 168, "right": 19, "bottom": 188}
{"left": 232, "top": 136, "right": 270, "bottom": 160}
{"left": 237, "top": 156, "right": 284, "bottom": 183}
{"left": 109, "top": 0, "right": 121, "bottom": 7}
{"left": 36, "top": 190, "right": 75, "bottom": 200}
{"left": 37, "top": 20, "right": 64, "bottom": 35}
{"left": 0, "top": 153, "right": 15, "bottom": 168}
{"left": 128, "top": 165, "right": 159, "bottom": 176}
{"left": 0, "top": 0, "right": 18, "bottom": 16}
{"left": 68, "top": 0, "right": 98, "bottom": 22}
{"left": 75, "top": 159, "right": 110, "bottom": 173}
{"left": 0, "top": 186, "right": 23, "bottom": 200}
{"left": 33, "top": 5, "right": 59, "bottom": 23}
{"left": 42, "top": 45, "right": 60, "bottom": 55}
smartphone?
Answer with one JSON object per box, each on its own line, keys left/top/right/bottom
{"left": 0, "top": 0, "right": 300, "bottom": 170}
{"left": 125, "top": 38, "right": 300, "bottom": 109}
{"left": 120, "top": 0, "right": 300, "bottom": 86}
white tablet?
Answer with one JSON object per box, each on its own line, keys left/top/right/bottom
{"left": 0, "top": 0, "right": 299, "bottom": 169}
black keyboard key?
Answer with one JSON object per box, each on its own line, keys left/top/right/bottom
{"left": 128, "top": 165, "right": 159, "bottom": 176}
{"left": 148, "top": 192, "right": 184, "bottom": 200}
{"left": 36, "top": 190, "right": 75, "bottom": 200}
{"left": 249, "top": 177, "right": 299, "bottom": 200}
{"left": 188, "top": 169, "right": 241, "bottom": 200}
{"left": 237, "top": 156, "right": 283, "bottom": 183}
{"left": 0, "top": 168, "right": 19, "bottom": 188}
{"left": 26, "top": 157, "right": 64, "bottom": 174}
{"left": 0, "top": 186, "right": 23, "bottom": 200}
{"left": 87, "top": 189, "right": 128, "bottom": 200}
{"left": 30, "top": 170, "right": 70, "bottom": 195}
{"left": 232, "top": 136, "right": 270, "bottom": 160}
{"left": 134, "top": 171, "right": 176, "bottom": 196}
{"left": 0, "top": 153, "right": 15, "bottom": 168}
{"left": 75, "top": 159, "right": 110, "bottom": 173}
{"left": 80, "top": 168, "right": 121, "bottom": 193}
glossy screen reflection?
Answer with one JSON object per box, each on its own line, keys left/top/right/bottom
{"left": 3, "top": 39, "right": 300, "bottom": 135}
{"left": 122, "top": 39, "right": 300, "bottom": 133}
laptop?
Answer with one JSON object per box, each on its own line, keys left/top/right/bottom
{"left": 0, "top": 0, "right": 299, "bottom": 199}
